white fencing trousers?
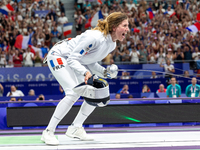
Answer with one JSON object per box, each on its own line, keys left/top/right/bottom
{"left": 72, "top": 100, "right": 96, "bottom": 127}
{"left": 46, "top": 54, "right": 96, "bottom": 131}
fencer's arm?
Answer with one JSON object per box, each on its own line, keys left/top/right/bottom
{"left": 87, "top": 63, "right": 118, "bottom": 79}
{"left": 67, "top": 57, "right": 88, "bottom": 76}
{"left": 67, "top": 35, "right": 96, "bottom": 76}
{"left": 86, "top": 62, "right": 105, "bottom": 78}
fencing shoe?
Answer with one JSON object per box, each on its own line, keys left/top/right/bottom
{"left": 65, "top": 126, "right": 94, "bottom": 141}
{"left": 41, "top": 128, "right": 59, "bottom": 145}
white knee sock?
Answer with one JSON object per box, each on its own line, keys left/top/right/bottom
{"left": 72, "top": 101, "right": 96, "bottom": 127}
{"left": 47, "top": 94, "right": 79, "bottom": 131}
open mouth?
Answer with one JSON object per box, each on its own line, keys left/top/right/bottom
{"left": 122, "top": 33, "right": 126, "bottom": 39}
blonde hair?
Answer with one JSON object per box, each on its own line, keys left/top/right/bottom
{"left": 92, "top": 12, "right": 128, "bottom": 36}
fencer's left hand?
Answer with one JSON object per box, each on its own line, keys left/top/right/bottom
{"left": 104, "top": 64, "right": 118, "bottom": 79}
{"left": 84, "top": 71, "right": 92, "bottom": 84}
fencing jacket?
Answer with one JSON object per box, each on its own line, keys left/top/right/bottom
{"left": 52, "top": 30, "right": 116, "bottom": 77}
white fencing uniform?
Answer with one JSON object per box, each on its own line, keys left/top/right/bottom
{"left": 45, "top": 30, "right": 116, "bottom": 130}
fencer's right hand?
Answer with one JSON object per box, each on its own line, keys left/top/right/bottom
{"left": 84, "top": 71, "right": 92, "bottom": 84}
{"left": 104, "top": 64, "right": 118, "bottom": 79}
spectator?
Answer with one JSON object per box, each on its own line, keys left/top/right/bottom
{"left": 120, "top": 41, "right": 127, "bottom": 52}
{"left": 37, "top": 32, "right": 45, "bottom": 46}
{"left": 6, "top": 49, "right": 15, "bottom": 64}
{"left": 132, "top": 33, "right": 139, "bottom": 47}
{"left": 44, "top": 28, "right": 51, "bottom": 47}
{"left": 36, "top": 94, "right": 45, "bottom": 101}
{"left": 139, "top": 44, "right": 148, "bottom": 64}
{"left": 13, "top": 50, "right": 23, "bottom": 67}
{"left": 23, "top": 47, "right": 34, "bottom": 67}
{"left": 122, "top": 48, "right": 130, "bottom": 62}
{"left": 83, "top": 1, "right": 91, "bottom": 11}
{"left": 51, "top": 26, "right": 60, "bottom": 46}
{"left": 120, "top": 71, "right": 131, "bottom": 79}
{"left": 6, "top": 60, "right": 14, "bottom": 68}
{"left": 160, "top": 59, "right": 175, "bottom": 78}
{"left": 184, "top": 45, "right": 192, "bottom": 62}
{"left": 56, "top": 8, "right": 61, "bottom": 21}
{"left": 167, "top": 77, "right": 181, "bottom": 98}
{"left": 153, "top": 0, "right": 160, "bottom": 10}
{"left": 142, "top": 84, "right": 151, "bottom": 93}
{"left": 127, "top": 0, "right": 137, "bottom": 11}
{"left": 185, "top": 77, "right": 200, "bottom": 97}
{"left": 83, "top": 7, "right": 92, "bottom": 22}
{"left": 0, "top": 50, "right": 6, "bottom": 67}
{"left": 156, "top": 84, "right": 167, "bottom": 93}
{"left": 174, "top": 47, "right": 184, "bottom": 63}
{"left": 75, "top": 10, "right": 86, "bottom": 35}
{"left": 130, "top": 44, "right": 140, "bottom": 64}
{"left": 139, "top": 0, "right": 147, "bottom": 12}
{"left": 115, "top": 93, "right": 121, "bottom": 99}
{"left": 152, "top": 37, "right": 160, "bottom": 53}
{"left": 183, "top": 70, "right": 190, "bottom": 77}
{"left": 184, "top": 44, "right": 195, "bottom": 69}
{"left": 156, "top": 47, "right": 166, "bottom": 65}
{"left": 150, "top": 71, "right": 157, "bottom": 79}
{"left": 28, "top": 89, "right": 35, "bottom": 96}
{"left": 0, "top": 0, "right": 199, "bottom": 69}
{"left": 117, "top": 84, "right": 129, "bottom": 94}
{"left": 6, "top": 85, "right": 24, "bottom": 97}
{"left": 166, "top": 48, "right": 175, "bottom": 64}
{"left": 128, "top": 94, "right": 133, "bottom": 99}
{"left": 34, "top": 51, "right": 43, "bottom": 67}
{"left": 173, "top": 39, "right": 181, "bottom": 52}
{"left": 9, "top": 97, "right": 16, "bottom": 102}
{"left": 17, "top": 98, "right": 23, "bottom": 101}
{"left": 148, "top": 49, "right": 157, "bottom": 64}
{"left": 40, "top": 41, "right": 49, "bottom": 58}
{"left": 113, "top": 48, "right": 122, "bottom": 62}
{"left": 60, "top": 2, "right": 65, "bottom": 14}
{"left": 57, "top": 12, "right": 68, "bottom": 29}
{"left": 195, "top": 54, "right": 200, "bottom": 75}
{"left": 48, "top": 8, "right": 56, "bottom": 21}
{"left": 192, "top": 47, "right": 200, "bottom": 61}
{"left": 0, "top": 83, "right": 4, "bottom": 96}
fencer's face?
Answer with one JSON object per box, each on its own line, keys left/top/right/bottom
{"left": 113, "top": 19, "right": 129, "bottom": 42}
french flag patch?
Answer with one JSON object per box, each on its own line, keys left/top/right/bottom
{"left": 50, "top": 58, "right": 64, "bottom": 71}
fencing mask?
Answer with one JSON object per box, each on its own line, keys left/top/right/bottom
{"left": 73, "top": 75, "right": 110, "bottom": 107}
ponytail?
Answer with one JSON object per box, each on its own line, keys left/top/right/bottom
{"left": 92, "top": 12, "right": 128, "bottom": 36}
{"left": 93, "top": 19, "right": 110, "bottom": 36}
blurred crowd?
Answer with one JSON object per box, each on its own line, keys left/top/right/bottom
{"left": 74, "top": 0, "right": 200, "bottom": 67}
{"left": 1, "top": 0, "right": 200, "bottom": 69}
{"left": 0, "top": 0, "right": 67, "bottom": 67}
